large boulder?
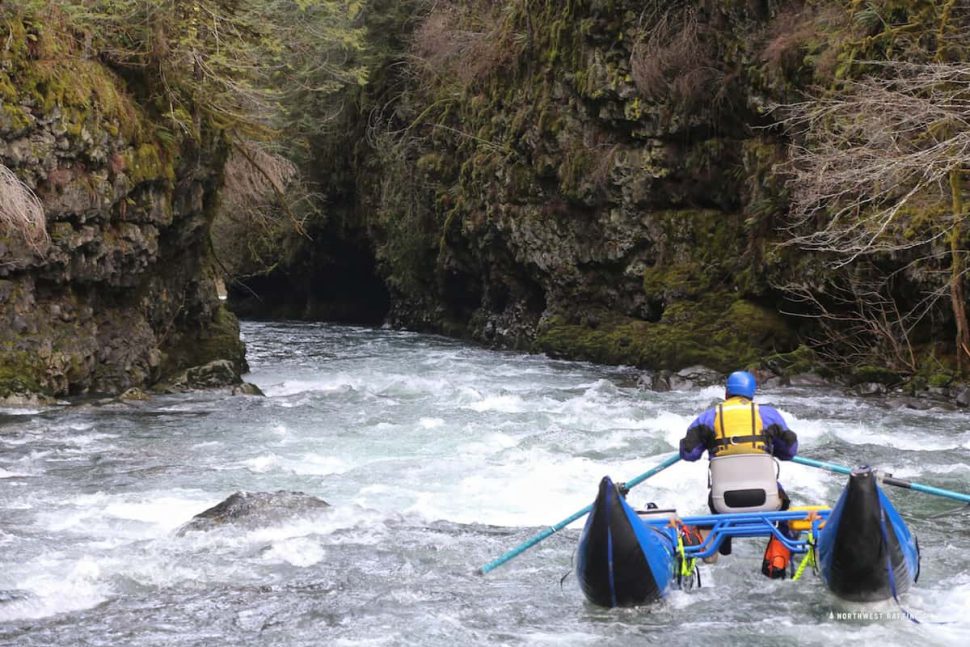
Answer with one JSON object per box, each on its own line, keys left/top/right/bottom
{"left": 176, "top": 490, "right": 330, "bottom": 536}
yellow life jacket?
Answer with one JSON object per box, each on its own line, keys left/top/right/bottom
{"left": 711, "top": 397, "right": 768, "bottom": 457}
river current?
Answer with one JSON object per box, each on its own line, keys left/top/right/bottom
{"left": 1, "top": 321, "right": 969, "bottom": 646}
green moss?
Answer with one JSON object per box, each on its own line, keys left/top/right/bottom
{"left": 848, "top": 365, "right": 904, "bottom": 386}
{"left": 0, "top": 350, "right": 45, "bottom": 397}
{"left": 0, "top": 102, "right": 31, "bottom": 132}
{"left": 624, "top": 96, "right": 643, "bottom": 120}
{"left": 927, "top": 371, "right": 954, "bottom": 388}
{"left": 416, "top": 153, "right": 446, "bottom": 176}
{"left": 762, "top": 345, "right": 824, "bottom": 377}
{"left": 642, "top": 263, "right": 708, "bottom": 298}
{"left": 535, "top": 296, "right": 796, "bottom": 372}
{"left": 126, "top": 143, "right": 175, "bottom": 184}
{"left": 159, "top": 304, "right": 246, "bottom": 379}
{"left": 0, "top": 9, "right": 180, "bottom": 168}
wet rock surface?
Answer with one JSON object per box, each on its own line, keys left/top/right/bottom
{"left": 177, "top": 491, "right": 331, "bottom": 536}
{"left": 156, "top": 360, "right": 264, "bottom": 395}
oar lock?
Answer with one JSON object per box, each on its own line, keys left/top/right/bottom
{"left": 851, "top": 465, "right": 893, "bottom": 483}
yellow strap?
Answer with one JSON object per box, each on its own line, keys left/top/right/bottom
{"left": 792, "top": 529, "right": 816, "bottom": 581}
{"left": 676, "top": 529, "right": 696, "bottom": 577}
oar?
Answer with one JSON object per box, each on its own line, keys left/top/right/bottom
{"left": 477, "top": 453, "right": 682, "bottom": 575}
{"left": 792, "top": 456, "right": 970, "bottom": 504}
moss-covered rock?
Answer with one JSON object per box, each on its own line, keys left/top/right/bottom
{"left": 0, "top": 352, "right": 44, "bottom": 399}
{"left": 160, "top": 305, "right": 248, "bottom": 378}
{"left": 847, "top": 365, "right": 905, "bottom": 387}
{"left": 1, "top": 6, "right": 243, "bottom": 398}
{"left": 536, "top": 295, "right": 795, "bottom": 372}
{"left": 762, "top": 345, "right": 826, "bottom": 378}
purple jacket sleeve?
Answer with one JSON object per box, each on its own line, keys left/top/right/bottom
{"left": 680, "top": 409, "right": 716, "bottom": 461}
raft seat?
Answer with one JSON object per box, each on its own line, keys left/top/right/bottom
{"left": 709, "top": 454, "right": 782, "bottom": 514}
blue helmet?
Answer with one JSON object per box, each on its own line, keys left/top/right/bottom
{"left": 725, "top": 371, "right": 756, "bottom": 399}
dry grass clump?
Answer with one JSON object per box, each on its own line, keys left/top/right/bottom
{"left": 761, "top": 4, "right": 848, "bottom": 83}
{"left": 411, "top": 1, "right": 520, "bottom": 89}
{"left": 0, "top": 164, "right": 49, "bottom": 256}
{"left": 222, "top": 143, "right": 298, "bottom": 215}
{"left": 630, "top": 7, "right": 725, "bottom": 111}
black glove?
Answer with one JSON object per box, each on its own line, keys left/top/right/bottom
{"left": 616, "top": 482, "right": 630, "bottom": 497}
{"left": 766, "top": 424, "right": 797, "bottom": 446}
{"left": 682, "top": 425, "right": 715, "bottom": 453}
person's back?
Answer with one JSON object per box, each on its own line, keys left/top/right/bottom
{"left": 678, "top": 370, "right": 798, "bottom": 578}
{"left": 681, "top": 372, "right": 797, "bottom": 463}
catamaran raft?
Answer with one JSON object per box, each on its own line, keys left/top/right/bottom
{"left": 480, "top": 454, "right": 969, "bottom": 610}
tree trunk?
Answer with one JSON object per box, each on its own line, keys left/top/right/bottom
{"left": 949, "top": 168, "right": 969, "bottom": 372}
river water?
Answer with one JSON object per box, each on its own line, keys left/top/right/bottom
{"left": 1, "top": 321, "right": 969, "bottom": 646}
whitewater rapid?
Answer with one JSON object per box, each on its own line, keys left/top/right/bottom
{"left": 1, "top": 321, "right": 968, "bottom": 646}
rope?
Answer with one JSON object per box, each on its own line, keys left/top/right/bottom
{"left": 675, "top": 523, "right": 700, "bottom": 589}
{"left": 792, "top": 527, "right": 816, "bottom": 581}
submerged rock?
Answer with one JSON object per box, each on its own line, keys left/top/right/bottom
{"left": 0, "top": 390, "right": 56, "bottom": 408}
{"left": 0, "top": 589, "right": 31, "bottom": 605}
{"left": 637, "top": 371, "right": 671, "bottom": 392}
{"left": 668, "top": 366, "right": 721, "bottom": 391}
{"left": 177, "top": 490, "right": 330, "bottom": 536}
{"left": 789, "top": 372, "right": 830, "bottom": 387}
{"left": 156, "top": 359, "right": 263, "bottom": 395}
{"left": 883, "top": 396, "right": 935, "bottom": 411}
{"left": 119, "top": 388, "right": 150, "bottom": 401}
{"left": 954, "top": 387, "right": 970, "bottom": 408}
{"left": 854, "top": 382, "right": 888, "bottom": 397}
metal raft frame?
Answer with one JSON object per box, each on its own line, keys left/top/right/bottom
{"left": 637, "top": 510, "right": 832, "bottom": 560}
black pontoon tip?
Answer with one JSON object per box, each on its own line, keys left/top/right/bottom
{"left": 820, "top": 466, "right": 914, "bottom": 602}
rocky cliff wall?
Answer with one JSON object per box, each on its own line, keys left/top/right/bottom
{"left": 272, "top": 0, "right": 808, "bottom": 372}
{"left": 231, "top": 0, "right": 968, "bottom": 383}
{"left": 1, "top": 12, "right": 244, "bottom": 400}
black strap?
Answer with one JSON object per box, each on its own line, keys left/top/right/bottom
{"left": 712, "top": 433, "right": 768, "bottom": 447}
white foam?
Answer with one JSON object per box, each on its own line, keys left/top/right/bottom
{"left": 259, "top": 375, "right": 361, "bottom": 398}
{"left": 102, "top": 496, "right": 211, "bottom": 531}
{"left": 37, "top": 491, "right": 215, "bottom": 535}
{"left": 0, "top": 556, "right": 108, "bottom": 622}
{"left": 0, "top": 407, "right": 43, "bottom": 416}
{"left": 457, "top": 432, "right": 520, "bottom": 455}
{"left": 60, "top": 432, "right": 118, "bottom": 447}
{"left": 465, "top": 394, "right": 526, "bottom": 413}
{"left": 243, "top": 454, "right": 282, "bottom": 473}
{"left": 260, "top": 537, "right": 325, "bottom": 567}
{"left": 924, "top": 573, "right": 970, "bottom": 642}
{"left": 846, "top": 425, "right": 961, "bottom": 451}
{"left": 289, "top": 453, "right": 349, "bottom": 476}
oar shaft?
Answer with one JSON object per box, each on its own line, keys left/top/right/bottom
{"left": 883, "top": 476, "right": 970, "bottom": 504}
{"left": 791, "top": 456, "right": 852, "bottom": 475}
{"left": 478, "top": 453, "right": 681, "bottom": 575}
{"left": 793, "top": 456, "right": 970, "bottom": 504}
{"left": 478, "top": 505, "right": 592, "bottom": 575}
